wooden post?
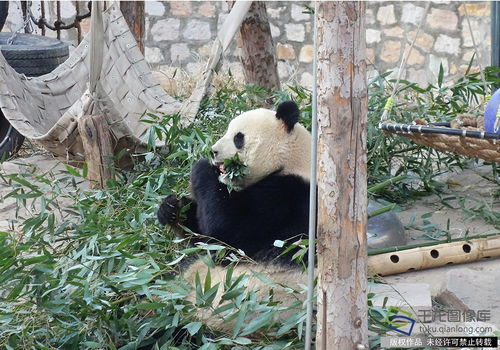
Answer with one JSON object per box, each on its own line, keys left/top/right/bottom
{"left": 78, "top": 115, "right": 114, "bottom": 189}
{"left": 316, "top": 2, "right": 368, "bottom": 349}
{"left": 238, "top": 1, "right": 280, "bottom": 90}
{"left": 120, "top": 1, "right": 145, "bottom": 54}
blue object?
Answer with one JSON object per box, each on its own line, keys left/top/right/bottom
{"left": 484, "top": 88, "right": 500, "bottom": 134}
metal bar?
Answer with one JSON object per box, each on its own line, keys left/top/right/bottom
{"left": 492, "top": 1, "right": 500, "bottom": 86}
{"left": 40, "top": 1, "right": 46, "bottom": 36}
{"left": 305, "top": 2, "right": 318, "bottom": 349}
{"left": 380, "top": 122, "right": 500, "bottom": 140}
{"left": 56, "top": 1, "right": 61, "bottom": 39}
{"left": 75, "top": 1, "right": 81, "bottom": 43}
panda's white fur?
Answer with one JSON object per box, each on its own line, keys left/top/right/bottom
{"left": 212, "top": 108, "right": 311, "bottom": 187}
{"left": 183, "top": 258, "right": 309, "bottom": 335}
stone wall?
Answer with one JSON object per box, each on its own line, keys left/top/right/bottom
{"left": 3, "top": 1, "right": 493, "bottom": 89}
{"left": 146, "top": 1, "right": 493, "bottom": 88}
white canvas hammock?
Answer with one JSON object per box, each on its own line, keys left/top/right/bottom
{"left": 0, "top": 1, "right": 251, "bottom": 161}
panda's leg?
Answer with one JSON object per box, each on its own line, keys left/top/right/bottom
{"left": 158, "top": 195, "right": 200, "bottom": 234}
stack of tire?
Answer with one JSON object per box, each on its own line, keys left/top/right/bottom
{"left": 0, "top": 2, "right": 69, "bottom": 160}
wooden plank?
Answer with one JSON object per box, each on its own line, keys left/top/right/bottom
{"left": 78, "top": 115, "right": 114, "bottom": 189}
{"left": 315, "top": 2, "right": 368, "bottom": 348}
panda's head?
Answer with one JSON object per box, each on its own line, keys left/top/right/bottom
{"left": 211, "top": 101, "right": 311, "bottom": 188}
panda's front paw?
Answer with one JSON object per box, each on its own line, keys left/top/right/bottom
{"left": 158, "top": 194, "right": 180, "bottom": 226}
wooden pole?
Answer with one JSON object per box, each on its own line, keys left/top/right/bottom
{"left": 316, "top": 2, "right": 368, "bottom": 349}
{"left": 78, "top": 115, "right": 114, "bottom": 189}
{"left": 238, "top": 1, "right": 280, "bottom": 90}
{"left": 120, "top": 1, "right": 145, "bottom": 54}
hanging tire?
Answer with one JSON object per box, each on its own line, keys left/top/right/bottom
{"left": 0, "top": 33, "right": 69, "bottom": 76}
{"left": 0, "top": 33, "right": 69, "bottom": 160}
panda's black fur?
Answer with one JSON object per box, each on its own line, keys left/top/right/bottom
{"left": 159, "top": 160, "right": 309, "bottom": 262}
{"left": 158, "top": 101, "right": 309, "bottom": 263}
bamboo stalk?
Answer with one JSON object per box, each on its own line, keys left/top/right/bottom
{"left": 368, "top": 235, "right": 500, "bottom": 276}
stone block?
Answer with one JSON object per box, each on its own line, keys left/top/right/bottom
{"left": 380, "top": 40, "right": 401, "bottom": 63}
{"left": 184, "top": 20, "right": 211, "bottom": 41}
{"left": 407, "top": 49, "right": 425, "bottom": 66}
{"left": 270, "top": 23, "right": 281, "bottom": 38}
{"left": 145, "top": 47, "right": 164, "bottom": 64}
{"left": 401, "top": 4, "right": 425, "bottom": 25}
{"left": 277, "top": 61, "right": 292, "bottom": 78}
{"left": 285, "top": 23, "right": 305, "bottom": 42}
{"left": 369, "top": 283, "right": 433, "bottom": 321}
{"left": 151, "top": 19, "right": 180, "bottom": 41}
{"left": 170, "top": 43, "right": 191, "bottom": 63}
{"left": 427, "top": 8, "right": 458, "bottom": 31}
{"left": 434, "top": 34, "right": 460, "bottom": 56}
{"left": 267, "top": 6, "right": 286, "bottom": 19}
{"left": 145, "top": 1, "right": 165, "bottom": 16}
{"left": 300, "top": 72, "right": 313, "bottom": 89}
{"left": 291, "top": 4, "right": 310, "bottom": 21}
{"left": 276, "top": 43, "right": 296, "bottom": 60}
{"left": 299, "top": 45, "right": 314, "bottom": 63}
{"left": 377, "top": 5, "right": 396, "bottom": 25}
{"left": 458, "top": 3, "right": 490, "bottom": 17}
{"left": 462, "top": 50, "right": 474, "bottom": 63}
{"left": 408, "top": 31, "right": 435, "bottom": 51}
{"left": 170, "top": 1, "right": 192, "bottom": 17}
{"left": 383, "top": 27, "right": 403, "bottom": 39}
{"left": 198, "top": 2, "right": 216, "bottom": 17}
{"left": 366, "top": 29, "right": 381, "bottom": 45}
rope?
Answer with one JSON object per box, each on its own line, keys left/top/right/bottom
{"left": 7, "top": 1, "right": 32, "bottom": 45}
{"left": 380, "top": 2, "right": 431, "bottom": 122}
{"left": 305, "top": 2, "right": 318, "bottom": 348}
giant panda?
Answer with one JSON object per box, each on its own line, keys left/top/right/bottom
{"left": 158, "top": 100, "right": 310, "bottom": 260}
{"left": 158, "top": 101, "right": 311, "bottom": 332}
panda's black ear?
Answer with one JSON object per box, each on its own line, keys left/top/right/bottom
{"left": 276, "top": 101, "right": 300, "bottom": 133}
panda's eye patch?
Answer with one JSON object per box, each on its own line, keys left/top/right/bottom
{"left": 233, "top": 132, "right": 245, "bottom": 149}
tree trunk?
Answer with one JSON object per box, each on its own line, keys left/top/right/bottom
{"left": 238, "top": 1, "right": 280, "bottom": 90}
{"left": 315, "top": 2, "right": 368, "bottom": 349}
{"left": 120, "top": 1, "right": 145, "bottom": 54}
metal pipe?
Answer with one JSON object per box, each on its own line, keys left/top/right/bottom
{"left": 380, "top": 122, "right": 500, "bottom": 140}
{"left": 492, "top": 1, "right": 500, "bottom": 88}
{"left": 305, "top": 2, "right": 318, "bottom": 349}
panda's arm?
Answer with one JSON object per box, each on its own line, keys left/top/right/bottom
{"left": 190, "top": 158, "right": 247, "bottom": 239}
{"left": 190, "top": 158, "right": 230, "bottom": 203}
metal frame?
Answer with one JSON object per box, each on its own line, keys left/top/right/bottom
{"left": 21, "top": 1, "right": 91, "bottom": 43}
